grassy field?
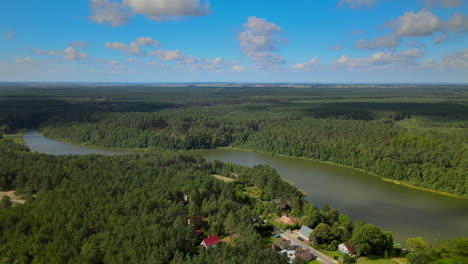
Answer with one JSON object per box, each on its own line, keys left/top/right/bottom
{"left": 3, "top": 129, "right": 27, "bottom": 144}
{"left": 357, "top": 256, "right": 408, "bottom": 264}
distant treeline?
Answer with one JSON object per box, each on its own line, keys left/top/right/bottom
{"left": 1, "top": 86, "right": 467, "bottom": 198}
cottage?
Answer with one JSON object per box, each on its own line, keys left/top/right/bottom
{"left": 338, "top": 241, "right": 356, "bottom": 255}
{"left": 298, "top": 225, "right": 313, "bottom": 241}
{"left": 279, "top": 249, "right": 296, "bottom": 263}
{"left": 201, "top": 235, "right": 220, "bottom": 249}
{"left": 295, "top": 249, "right": 313, "bottom": 261}
{"left": 279, "top": 213, "right": 300, "bottom": 226}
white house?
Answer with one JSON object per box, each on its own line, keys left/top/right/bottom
{"left": 298, "top": 225, "right": 313, "bottom": 241}
{"left": 338, "top": 241, "right": 356, "bottom": 255}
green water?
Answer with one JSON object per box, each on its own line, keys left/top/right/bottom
{"left": 197, "top": 148, "right": 468, "bottom": 243}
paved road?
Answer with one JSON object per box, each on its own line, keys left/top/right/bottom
{"left": 274, "top": 227, "right": 338, "bottom": 264}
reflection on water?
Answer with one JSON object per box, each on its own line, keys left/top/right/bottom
{"left": 23, "top": 131, "right": 129, "bottom": 156}
{"left": 198, "top": 149, "right": 468, "bottom": 243}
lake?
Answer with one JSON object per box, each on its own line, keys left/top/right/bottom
{"left": 197, "top": 149, "right": 468, "bottom": 243}
{"left": 23, "top": 131, "right": 468, "bottom": 243}
{"left": 23, "top": 131, "right": 129, "bottom": 156}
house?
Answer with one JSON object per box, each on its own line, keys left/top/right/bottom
{"left": 295, "top": 249, "right": 314, "bottom": 261}
{"left": 298, "top": 225, "right": 313, "bottom": 241}
{"left": 279, "top": 249, "right": 296, "bottom": 263}
{"left": 201, "top": 235, "right": 220, "bottom": 249}
{"left": 338, "top": 241, "right": 356, "bottom": 255}
{"left": 280, "top": 213, "right": 300, "bottom": 226}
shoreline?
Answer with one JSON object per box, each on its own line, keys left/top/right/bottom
{"left": 216, "top": 146, "right": 467, "bottom": 200}
{"left": 18, "top": 131, "right": 466, "bottom": 200}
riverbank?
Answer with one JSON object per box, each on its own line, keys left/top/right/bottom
{"left": 217, "top": 146, "right": 467, "bottom": 200}
{"left": 37, "top": 130, "right": 146, "bottom": 153}
{"left": 21, "top": 132, "right": 465, "bottom": 200}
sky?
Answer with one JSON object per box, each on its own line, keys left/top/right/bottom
{"left": 0, "top": 0, "right": 467, "bottom": 83}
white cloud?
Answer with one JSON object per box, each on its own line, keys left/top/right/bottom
{"left": 89, "top": 0, "right": 210, "bottom": 26}
{"left": 433, "top": 33, "right": 450, "bottom": 44}
{"left": 387, "top": 9, "right": 443, "bottom": 37}
{"left": 238, "top": 17, "right": 286, "bottom": 69}
{"left": 333, "top": 49, "right": 424, "bottom": 70}
{"left": 89, "top": 0, "right": 129, "bottom": 27}
{"left": 69, "top": 41, "right": 88, "bottom": 49}
{"left": 14, "top": 57, "right": 41, "bottom": 65}
{"left": 425, "top": 0, "right": 464, "bottom": 8}
{"left": 105, "top": 37, "right": 159, "bottom": 55}
{"left": 338, "top": 0, "right": 377, "bottom": 9}
{"left": 292, "top": 57, "right": 321, "bottom": 71}
{"left": 231, "top": 65, "right": 246, "bottom": 72}
{"left": 356, "top": 34, "right": 400, "bottom": 50}
{"left": 153, "top": 50, "right": 183, "bottom": 61}
{"left": 442, "top": 49, "right": 468, "bottom": 68}
{"left": 35, "top": 46, "right": 88, "bottom": 61}
{"left": 123, "top": 0, "right": 210, "bottom": 21}
{"left": 447, "top": 13, "right": 468, "bottom": 33}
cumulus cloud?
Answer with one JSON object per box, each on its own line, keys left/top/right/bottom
{"left": 387, "top": 9, "right": 443, "bottom": 37}
{"left": 442, "top": 49, "right": 468, "bottom": 68}
{"left": 89, "top": 0, "right": 210, "bottom": 26}
{"left": 292, "top": 57, "right": 321, "bottom": 71}
{"left": 14, "top": 57, "right": 41, "bottom": 65}
{"left": 231, "top": 65, "right": 246, "bottom": 72}
{"left": 433, "top": 33, "right": 450, "bottom": 44}
{"left": 35, "top": 46, "right": 88, "bottom": 61}
{"left": 152, "top": 50, "right": 183, "bottom": 61}
{"left": 358, "top": 9, "right": 467, "bottom": 50}
{"left": 447, "top": 13, "right": 468, "bottom": 33}
{"left": 69, "top": 41, "right": 88, "bottom": 49}
{"left": 356, "top": 34, "right": 401, "bottom": 50}
{"left": 425, "top": 0, "right": 464, "bottom": 8}
{"left": 123, "top": 0, "right": 210, "bottom": 21}
{"left": 338, "top": 0, "right": 377, "bottom": 9}
{"left": 90, "top": 0, "right": 129, "bottom": 27}
{"left": 238, "top": 17, "right": 286, "bottom": 69}
{"left": 105, "top": 37, "right": 159, "bottom": 55}
{"left": 333, "top": 49, "right": 423, "bottom": 70}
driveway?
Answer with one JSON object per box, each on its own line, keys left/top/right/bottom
{"left": 274, "top": 227, "right": 338, "bottom": 264}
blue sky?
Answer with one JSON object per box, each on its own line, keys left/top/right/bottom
{"left": 0, "top": 0, "right": 467, "bottom": 83}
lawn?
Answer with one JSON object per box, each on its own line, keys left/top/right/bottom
{"left": 357, "top": 256, "right": 408, "bottom": 264}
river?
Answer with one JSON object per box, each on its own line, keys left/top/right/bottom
{"left": 23, "top": 131, "right": 468, "bottom": 243}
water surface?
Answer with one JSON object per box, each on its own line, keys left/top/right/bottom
{"left": 23, "top": 131, "right": 129, "bottom": 156}
{"left": 198, "top": 149, "right": 468, "bottom": 243}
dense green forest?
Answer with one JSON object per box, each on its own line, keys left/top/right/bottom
{"left": 1, "top": 84, "right": 464, "bottom": 197}
{"left": 0, "top": 139, "right": 390, "bottom": 263}
{"left": 0, "top": 84, "right": 467, "bottom": 263}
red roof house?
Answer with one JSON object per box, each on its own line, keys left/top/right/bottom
{"left": 280, "top": 213, "right": 300, "bottom": 226}
{"left": 201, "top": 235, "right": 220, "bottom": 249}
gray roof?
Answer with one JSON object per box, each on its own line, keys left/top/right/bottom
{"left": 298, "top": 225, "right": 313, "bottom": 239}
